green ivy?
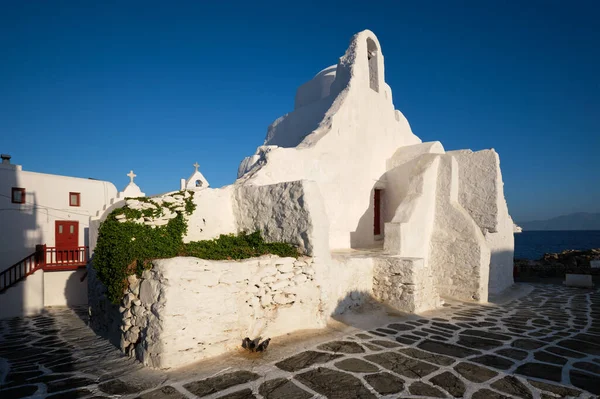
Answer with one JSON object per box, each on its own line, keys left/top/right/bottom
{"left": 183, "top": 231, "right": 299, "bottom": 260}
{"left": 93, "top": 191, "right": 299, "bottom": 304}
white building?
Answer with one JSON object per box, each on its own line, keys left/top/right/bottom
{"left": 88, "top": 30, "right": 517, "bottom": 368}
{"left": 0, "top": 154, "right": 118, "bottom": 318}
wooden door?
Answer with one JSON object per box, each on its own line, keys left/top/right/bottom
{"left": 374, "top": 189, "right": 382, "bottom": 235}
{"left": 55, "top": 221, "right": 79, "bottom": 262}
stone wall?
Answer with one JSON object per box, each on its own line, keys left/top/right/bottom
{"left": 448, "top": 150, "right": 515, "bottom": 295}
{"left": 233, "top": 180, "right": 329, "bottom": 257}
{"left": 373, "top": 256, "right": 441, "bottom": 313}
{"left": 90, "top": 255, "right": 323, "bottom": 369}
{"left": 429, "top": 155, "right": 490, "bottom": 302}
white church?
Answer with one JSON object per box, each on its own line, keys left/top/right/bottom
{"left": 3, "top": 30, "right": 517, "bottom": 368}
{"left": 83, "top": 30, "right": 517, "bottom": 369}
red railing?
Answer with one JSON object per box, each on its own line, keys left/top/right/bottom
{"left": 0, "top": 252, "right": 39, "bottom": 292}
{"left": 44, "top": 246, "right": 89, "bottom": 270}
{"left": 0, "top": 245, "right": 88, "bottom": 293}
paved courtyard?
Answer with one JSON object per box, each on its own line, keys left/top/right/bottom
{"left": 1, "top": 283, "right": 599, "bottom": 399}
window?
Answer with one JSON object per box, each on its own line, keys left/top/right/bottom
{"left": 11, "top": 187, "right": 25, "bottom": 204}
{"left": 69, "top": 192, "right": 80, "bottom": 207}
{"left": 195, "top": 180, "right": 203, "bottom": 187}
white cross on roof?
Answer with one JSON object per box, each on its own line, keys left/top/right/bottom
{"left": 193, "top": 162, "right": 200, "bottom": 172}
{"left": 127, "top": 170, "right": 137, "bottom": 183}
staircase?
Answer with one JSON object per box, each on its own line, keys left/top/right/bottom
{"left": 0, "top": 245, "right": 89, "bottom": 293}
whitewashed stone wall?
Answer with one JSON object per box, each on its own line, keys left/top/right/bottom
{"left": 373, "top": 256, "right": 442, "bottom": 313}
{"left": 320, "top": 252, "right": 375, "bottom": 316}
{"left": 183, "top": 186, "right": 237, "bottom": 243}
{"left": 429, "top": 155, "right": 491, "bottom": 302}
{"left": 88, "top": 248, "right": 450, "bottom": 369}
{"left": 448, "top": 150, "right": 515, "bottom": 295}
{"left": 102, "top": 255, "right": 322, "bottom": 369}
{"left": 233, "top": 180, "right": 330, "bottom": 257}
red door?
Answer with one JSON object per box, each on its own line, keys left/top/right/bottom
{"left": 374, "top": 189, "right": 382, "bottom": 235}
{"left": 55, "top": 221, "right": 79, "bottom": 262}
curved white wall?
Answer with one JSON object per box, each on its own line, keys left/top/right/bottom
{"left": 240, "top": 30, "right": 421, "bottom": 250}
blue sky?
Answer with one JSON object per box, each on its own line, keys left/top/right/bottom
{"left": 1, "top": 1, "right": 598, "bottom": 222}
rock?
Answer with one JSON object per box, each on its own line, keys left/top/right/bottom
{"left": 317, "top": 341, "right": 365, "bottom": 354}
{"left": 295, "top": 367, "right": 375, "bottom": 399}
{"left": 183, "top": 371, "right": 260, "bottom": 397}
{"left": 120, "top": 335, "right": 128, "bottom": 351}
{"left": 292, "top": 274, "right": 308, "bottom": 284}
{"left": 246, "top": 284, "right": 259, "bottom": 294}
{"left": 273, "top": 293, "right": 295, "bottom": 305}
{"left": 294, "top": 260, "right": 308, "bottom": 267}
{"left": 260, "top": 295, "right": 273, "bottom": 308}
{"left": 125, "top": 327, "right": 140, "bottom": 343}
{"left": 139, "top": 279, "right": 160, "bottom": 304}
{"left": 334, "top": 358, "right": 379, "bottom": 373}
{"left": 127, "top": 274, "right": 139, "bottom": 286}
{"left": 276, "top": 263, "right": 294, "bottom": 273}
{"left": 261, "top": 276, "right": 277, "bottom": 284}
{"left": 270, "top": 280, "right": 290, "bottom": 291}
{"left": 277, "top": 272, "right": 294, "bottom": 280}
{"left": 259, "top": 378, "right": 312, "bottom": 399}
{"left": 302, "top": 267, "right": 315, "bottom": 275}
{"left": 132, "top": 305, "right": 146, "bottom": 318}
{"left": 258, "top": 266, "right": 278, "bottom": 278}
{"left": 364, "top": 372, "right": 404, "bottom": 395}
{"left": 123, "top": 293, "right": 135, "bottom": 308}
{"left": 514, "top": 247, "right": 600, "bottom": 277}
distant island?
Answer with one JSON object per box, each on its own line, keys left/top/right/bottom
{"left": 517, "top": 212, "right": 600, "bottom": 231}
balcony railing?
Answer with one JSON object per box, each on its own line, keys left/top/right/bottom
{"left": 0, "top": 245, "right": 89, "bottom": 293}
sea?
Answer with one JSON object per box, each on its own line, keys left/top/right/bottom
{"left": 514, "top": 230, "right": 600, "bottom": 260}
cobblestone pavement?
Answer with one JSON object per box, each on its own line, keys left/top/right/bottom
{"left": 1, "top": 284, "right": 599, "bottom": 398}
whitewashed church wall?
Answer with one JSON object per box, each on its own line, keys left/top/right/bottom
{"left": 238, "top": 31, "right": 422, "bottom": 251}
{"left": 383, "top": 154, "right": 440, "bottom": 264}
{"left": 233, "top": 180, "right": 330, "bottom": 257}
{"left": 183, "top": 186, "right": 237, "bottom": 243}
{"left": 429, "top": 155, "right": 491, "bottom": 302}
{"left": 447, "top": 149, "right": 515, "bottom": 295}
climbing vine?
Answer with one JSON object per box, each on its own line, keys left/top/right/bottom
{"left": 93, "top": 191, "right": 299, "bottom": 304}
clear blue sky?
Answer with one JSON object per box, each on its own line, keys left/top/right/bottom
{"left": 1, "top": 1, "right": 598, "bottom": 222}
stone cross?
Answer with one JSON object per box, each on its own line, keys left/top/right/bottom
{"left": 193, "top": 162, "right": 200, "bottom": 172}
{"left": 127, "top": 170, "right": 137, "bottom": 184}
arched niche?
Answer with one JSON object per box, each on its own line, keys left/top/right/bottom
{"left": 366, "top": 38, "right": 379, "bottom": 93}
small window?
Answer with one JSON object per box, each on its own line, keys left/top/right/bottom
{"left": 69, "top": 192, "right": 80, "bottom": 207}
{"left": 70, "top": 225, "right": 74, "bottom": 234}
{"left": 58, "top": 225, "right": 63, "bottom": 234}
{"left": 195, "top": 180, "right": 203, "bottom": 187}
{"left": 11, "top": 187, "right": 25, "bottom": 204}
